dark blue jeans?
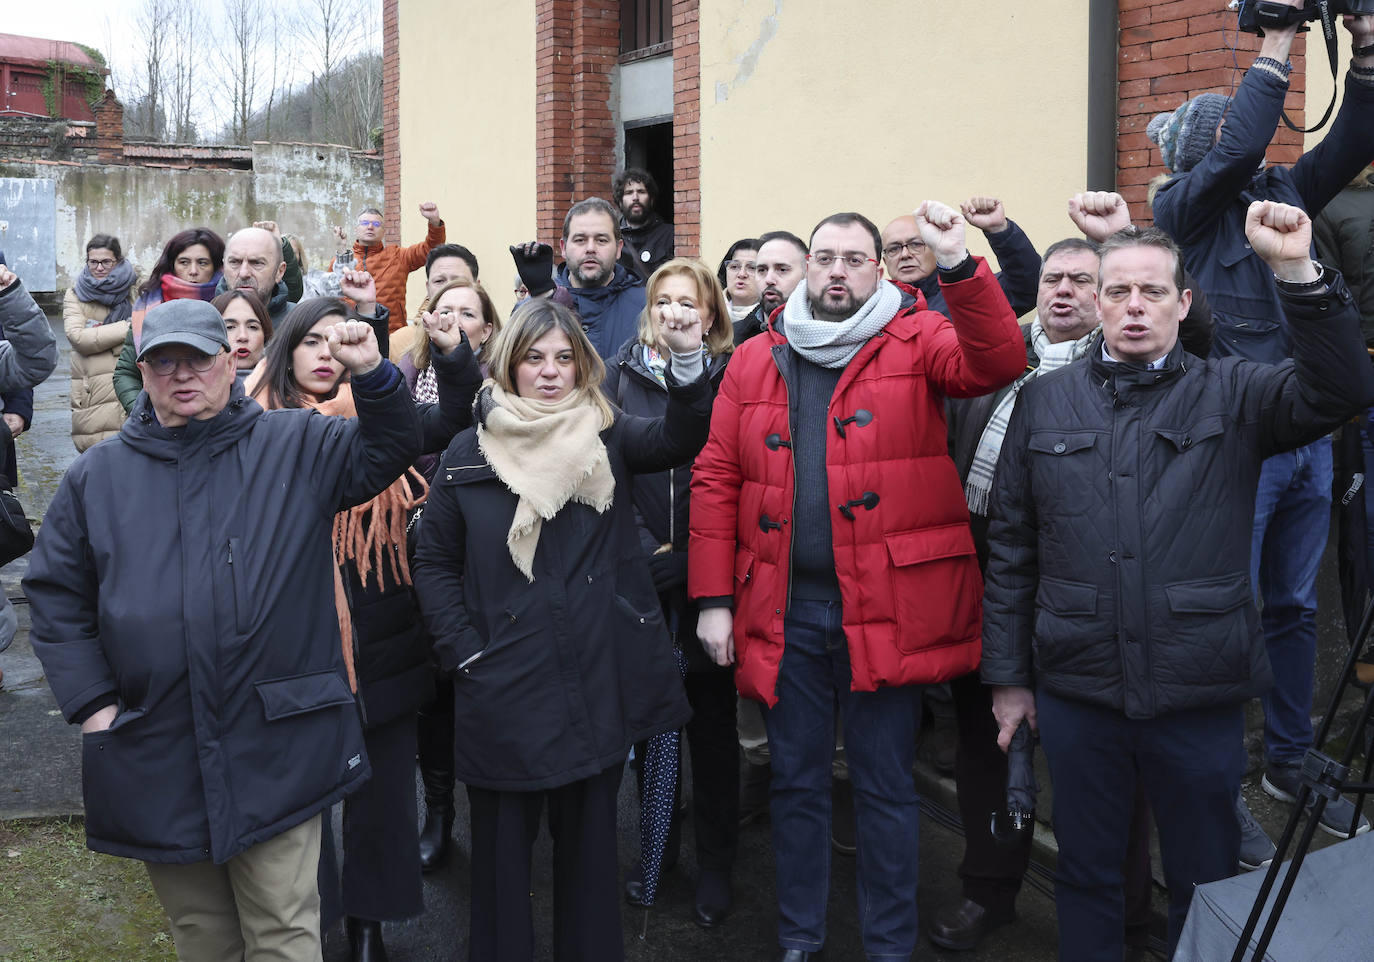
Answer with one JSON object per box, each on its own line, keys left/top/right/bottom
{"left": 1250, "top": 438, "right": 1332, "bottom": 768}
{"left": 763, "top": 599, "right": 922, "bottom": 961}
{"left": 1036, "top": 689, "right": 1244, "bottom": 961}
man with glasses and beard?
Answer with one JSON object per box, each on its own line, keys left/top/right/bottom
{"left": 691, "top": 204, "right": 1024, "bottom": 962}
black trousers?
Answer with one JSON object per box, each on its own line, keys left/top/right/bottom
{"left": 683, "top": 669, "right": 741, "bottom": 872}
{"left": 951, "top": 673, "right": 1156, "bottom": 919}
{"left": 467, "top": 763, "right": 624, "bottom": 962}
{"left": 951, "top": 671, "right": 1033, "bottom": 909}
{"left": 416, "top": 673, "right": 456, "bottom": 809}
{"left": 341, "top": 715, "right": 424, "bottom": 921}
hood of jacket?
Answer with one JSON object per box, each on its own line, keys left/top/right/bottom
{"left": 556, "top": 262, "right": 643, "bottom": 302}
{"left": 121, "top": 381, "right": 263, "bottom": 462}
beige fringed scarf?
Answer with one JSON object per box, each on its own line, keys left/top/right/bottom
{"left": 476, "top": 382, "right": 614, "bottom": 581}
{"left": 247, "top": 364, "right": 427, "bottom": 691}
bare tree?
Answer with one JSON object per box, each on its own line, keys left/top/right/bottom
{"left": 219, "top": 0, "right": 267, "bottom": 143}
{"left": 127, "top": 0, "right": 173, "bottom": 140}
{"left": 164, "top": 0, "right": 200, "bottom": 141}
{"left": 298, "top": 0, "right": 370, "bottom": 143}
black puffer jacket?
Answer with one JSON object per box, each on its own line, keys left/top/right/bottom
{"left": 345, "top": 345, "right": 483, "bottom": 728}
{"left": 412, "top": 368, "right": 712, "bottom": 791}
{"left": 982, "top": 270, "right": 1374, "bottom": 719}
{"left": 603, "top": 338, "right": 728, "bottom": 672}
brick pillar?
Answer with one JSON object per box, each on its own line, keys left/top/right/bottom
{"left": 93, "top": 89, "right": 124, "bottom": 163}
{"left": 382, "top": 0, "right": 401, "bottom": 245}
{"left": 1117, "top": 0, "right": 1306, "bottom": 225}
{"left": 671, "top": 0, "right": 701, "bottom": 257}
{"left": 536, "top": 0, "right": 619, "bottom": 242}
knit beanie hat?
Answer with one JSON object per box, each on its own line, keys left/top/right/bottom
{"left": 1146, "top": 93, "right": 1231, "bottom": 174}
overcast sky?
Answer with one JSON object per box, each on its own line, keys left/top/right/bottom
{"left": 3, "top": 5, "right": 138, "bottom": 72}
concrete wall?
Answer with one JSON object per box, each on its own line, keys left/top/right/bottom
{"left": 0, "top": 142, "right": 381, "bottom": 291}
{"left": 695, "top": 0, "right": 1094, "bottom": 267}
{"left": 396, "top": 0, "right": 538, "bottom": 321}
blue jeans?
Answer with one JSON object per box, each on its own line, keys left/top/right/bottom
{"left": 763, "top": 599, "right": 922, "bottom": 961}
{"left": 1250, "top": 438, "right": 1333, "bottom": 768}
{"left": 1036, "top": 689, "right": 1244, "bottom": 961}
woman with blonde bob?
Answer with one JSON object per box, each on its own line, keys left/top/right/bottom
{"left": 413, "top": 295, "right": 714, "bottom": 962}
{"left": 604, "top": 257, "right": 739, "bottom": 926}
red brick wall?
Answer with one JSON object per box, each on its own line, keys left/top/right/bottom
{"left": 382, "top": 0, "right": 401, "bottom": 245}
{"left": 671, "top": 0, "right": 700, "bottom": 257}
{"left": 93, "top": 89, "right": 123, "bottom": 163}
{"left": 535, "top": 0, "right": 619, "bottom": 242}
{"left": 1118, "top": 0, "right": 1306, "bottom": 224}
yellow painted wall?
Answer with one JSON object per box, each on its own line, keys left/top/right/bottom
{"left": 397, "top": 0, "right": 538, "bottom": 322}
{"left": 697, "top": 0, "right": 1094, "bottom": 270}
{"left": 1304, "top": 27, "right": 1353, "bottom": 155}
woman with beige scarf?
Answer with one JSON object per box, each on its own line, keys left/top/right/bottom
{"left": 412, "top": 296, "right": 713, "bottom": 962}
{"left": 247, "top": 295, "right": 482, "bottom": 962}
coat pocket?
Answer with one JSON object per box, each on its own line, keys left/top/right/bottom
{"left": 884, "top": 523, "right": 980, "bottom": 655}
{"left": 1032, "top": 577, "right": 1111, "bottom": 677}
{"left": 1156, "top": 574, "right": 1255, "bottom": 685}
{"left": 254, "top": 670, "right": 356, "bottom": 722}
{"left": 227, "top": 538, "right": 250, "bottom": 635}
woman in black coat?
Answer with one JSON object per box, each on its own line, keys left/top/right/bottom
{"left": 412, "top": 296, "right": 712, "bottom": 962}
{"left": 602, "top": 258, "right": 740, "bottom": 926}
{"left": 248, "top": 296, "right": 481, "bottom": 962}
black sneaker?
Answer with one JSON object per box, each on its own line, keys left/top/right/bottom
{"left": 1262, "top": 763, "right": 1372, "bottom": 839}
{"left": 1235, "top": 794, "right": 1276, "bottom": 871}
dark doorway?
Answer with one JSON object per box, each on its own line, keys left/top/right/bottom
{"left": 623, "top": 120, "right": 674, "bottom": 225}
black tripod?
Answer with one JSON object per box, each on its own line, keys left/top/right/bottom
{"left": 1230, "top": 594, "right": 1374, "bottom": 962}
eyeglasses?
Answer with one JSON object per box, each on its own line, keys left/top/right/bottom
{"left": 357, "top": 219, "right": 382, "bottom": 228}
{"left": 144, "top": 351, "right": 223, "bottom": 376}
{"left": 808, "top": 251, "right": 878, "bottom": 270}
{"left": 725, "top": 260, "right": 757, "bottom": 275}
{"left": 754, "top": 263, "right": 796, "bottom": 277}
{"left": 881, "top": 239, "right": 928, "bottom": 259}
{"left": 87, "top": 258, "right": 116, "bottom": 270}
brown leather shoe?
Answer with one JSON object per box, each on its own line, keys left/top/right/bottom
{"left": 928, "top": 897, "right": 1015, "bottom": 951}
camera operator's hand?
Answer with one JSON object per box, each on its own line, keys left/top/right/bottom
{"left": 1068, "top": 191, "right": 1132, "bottom": 243}
{"left": 914, "top": 201, "right": 968, "bottom": 270}
{"left": 1246, "top": 200, "right": 1319, "bottom": 283}
{"left": 1346, "top": 13, "right": 1374, "bottom": 62}
{"left": 1259, "top": 0, "right": 1305, "bottom": 61}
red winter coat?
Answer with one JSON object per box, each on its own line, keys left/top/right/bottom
{"left": 688, "top": 259, "right": 1025, "bottom": 705}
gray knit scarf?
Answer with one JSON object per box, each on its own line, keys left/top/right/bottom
{"left": 964, "top": 317, "right": 1097, "bottom": 516}
{"left": 782, "top": 278, "right": 903, "bottom": 369}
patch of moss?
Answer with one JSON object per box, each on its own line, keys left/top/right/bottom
{"left": 0, "top": 817, "right": 173, "bottom": 962}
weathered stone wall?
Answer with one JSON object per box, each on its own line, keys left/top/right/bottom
{"left": 0, "top": 141, "right": 381, "bottom": 290}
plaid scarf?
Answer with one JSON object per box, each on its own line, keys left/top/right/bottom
{"left": 964, "top": 318, "right": 1097, "bottom": 516}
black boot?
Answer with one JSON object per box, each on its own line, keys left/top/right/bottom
{"left": 416, "top": 685, "right": 456, "bottom": 871}
{"left": 346, "top": 917, "right": 389, "bottom": 962}
{"left": 831, "top": 777, "right": 856, "bottom": 856}
{"left": 418, "top": 804, "right": 454, "bottom": 872}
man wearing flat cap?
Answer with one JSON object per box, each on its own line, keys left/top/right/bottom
{"left": 24, "top": 298, "right": 420, "bottom": 961}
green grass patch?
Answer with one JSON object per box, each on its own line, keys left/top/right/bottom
{"left": 0, "top": 817, "right": 173, "bottom": 962}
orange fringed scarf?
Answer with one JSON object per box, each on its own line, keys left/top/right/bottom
{"left": 247, "top": 364, "right": 428, "bottom": 690}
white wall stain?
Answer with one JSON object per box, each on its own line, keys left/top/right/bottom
{"left": 715, "top": 0, "right": 782, "bottom": 103}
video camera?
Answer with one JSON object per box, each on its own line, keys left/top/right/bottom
{"left": 1236, "top": 0, "right": 1374, "bottom": 35}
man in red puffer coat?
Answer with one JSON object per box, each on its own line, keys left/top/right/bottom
{"left": 689, "top": 203, "right": 1024, "bottom": 962}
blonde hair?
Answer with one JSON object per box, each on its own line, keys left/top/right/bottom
{"left": 636, "top": 258, "right": 735, "bottom": 359}
{"left": 412, "top": 279, "right": 502, "bottom": 370}
{"left": 484, "top": 297, "right": 616, "bottom": 429}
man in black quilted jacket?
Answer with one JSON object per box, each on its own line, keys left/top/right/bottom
{"left": 981, "top": 205, "right": 1374, "bottom": 962}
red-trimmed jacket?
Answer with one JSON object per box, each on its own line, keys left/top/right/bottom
{"left": 688, "top": 259, "right": 1025, "bottom": 705}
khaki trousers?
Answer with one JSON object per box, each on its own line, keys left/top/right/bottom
{"left": 144, "top": 814, "right": 323, "bottom": 962}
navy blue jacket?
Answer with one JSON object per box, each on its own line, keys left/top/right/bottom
{"left": 1153, "top": 68, "right": 1374, "bottom": 364}
{"left": 556, "top": 263, "right": 647, "bottom": 360}
{"left": 25, "top": 367, "right": 420, "bottom": 864}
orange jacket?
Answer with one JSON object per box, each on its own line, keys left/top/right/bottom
{"left": 343, "top": 220, "right": 445, "bottom": 330}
